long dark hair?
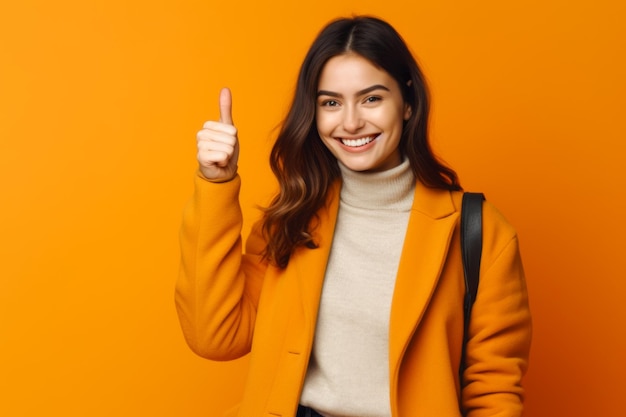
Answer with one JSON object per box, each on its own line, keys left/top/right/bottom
{"left": 262, "top": 16, "right": 461, "bottom": 268}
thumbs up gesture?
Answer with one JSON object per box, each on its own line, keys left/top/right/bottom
{"left": 196, "top": 88, "right": 240, "bottom": 181}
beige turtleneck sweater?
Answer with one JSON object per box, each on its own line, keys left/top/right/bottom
{"left": 299, "top": 158, "right": 415, "bottom": 417}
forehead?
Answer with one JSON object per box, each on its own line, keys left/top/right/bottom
{"left": 318, "top": 53, "right": 395, "bottom": 91}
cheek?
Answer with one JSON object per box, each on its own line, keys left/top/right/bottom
{"left": 315, "top": 112, "right": 334, "bottom": 136}
{"left": 315, "top": 117, "right": 332, "bottom": 149}
{"left": 315, "top": 113, "right": 322, "bottom": 132}
{"left": 375, "top": 108, "right": 405, "bottom": 130}
{"left": 394, "top": 105, "right": 409, "bottom": 128}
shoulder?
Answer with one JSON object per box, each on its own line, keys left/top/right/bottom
{"left": 450, "top": 190, "right": 518, "bottom": 241}
{"left": 447, "top": 190, "right": 521, "bottom": 275}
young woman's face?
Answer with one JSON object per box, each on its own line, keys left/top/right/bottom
{"left": 316, "top": 53, "right": 411, "bottom": 173}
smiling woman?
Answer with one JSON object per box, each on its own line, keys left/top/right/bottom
{"left": 262, "top": 17, "right": 462, "bottom": 270}
{"left": 315, "top": 53, "right": 411, "bottom": 172}
{"left": 176, "top": 15, "right": 531, "bottom": 417}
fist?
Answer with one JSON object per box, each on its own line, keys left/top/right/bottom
{"left": 196, "top": 87, "right": 239, "bottom": 181}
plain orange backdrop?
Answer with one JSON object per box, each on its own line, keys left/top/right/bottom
{"left": 1, "top": 0, "right": 625, "bottom": 416}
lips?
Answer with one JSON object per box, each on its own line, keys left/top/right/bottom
{"left": 339, "top": 134, "right": 378, "bottom": 148}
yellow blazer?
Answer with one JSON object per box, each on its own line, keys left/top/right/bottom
{"left": 176, "top": 174, "right": 531, "bottom": 417}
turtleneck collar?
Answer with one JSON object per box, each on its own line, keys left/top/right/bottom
{"left": 338, "top": 158, "right": 415, "bottom": 211}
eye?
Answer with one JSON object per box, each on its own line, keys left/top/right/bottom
{"left": 364, "top": 96, "right": 382, "bottom": 104}
{"left": 321, "top": 99, "right": 339, "bottom": 107}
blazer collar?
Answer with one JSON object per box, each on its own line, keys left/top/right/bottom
{"left": 293, "top": 181, "right": 342, "bottom": 331}
{"left": 389, "top": 181, "right": 459, "bottom": 380}
{"left": 410, "top": 180, "right": 458, "bottom": 219}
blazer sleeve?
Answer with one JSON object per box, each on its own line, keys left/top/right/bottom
{"left": 463, "top": 201, "right": 532, "bottom": 417}
{"left": 175, "top": 173, "right": 267, "bottom": 361}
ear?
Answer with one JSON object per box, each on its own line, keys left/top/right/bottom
{"left": 404, "top": 80, "right": 413, "bottom": 120}
{"left": 403, "top": 103, "right": 412, "bottom": 121}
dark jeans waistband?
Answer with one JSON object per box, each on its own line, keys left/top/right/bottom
{"left": 296, "top": 405, "right": 324, "bottom": 417}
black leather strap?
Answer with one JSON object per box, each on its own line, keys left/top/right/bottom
{"left": 460, "top": 192, "right": 485, "bottom": 385}
{"left": 296, "top": 405, "right": 324, "bottom": 417}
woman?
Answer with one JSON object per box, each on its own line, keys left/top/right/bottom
{"left": 176, "top": 16, "right": 531, "bottom": 417}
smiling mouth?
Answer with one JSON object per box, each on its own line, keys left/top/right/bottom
{"left": 339, "top": 135, "right": 378, "bottom": 148}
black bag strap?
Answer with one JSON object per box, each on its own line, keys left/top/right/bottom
{"left": 459, "top": 192, "right": 485, "bottom": 385}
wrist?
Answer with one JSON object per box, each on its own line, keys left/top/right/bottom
{"left": 197, "top": 168, "right": 238, "bottom": 183}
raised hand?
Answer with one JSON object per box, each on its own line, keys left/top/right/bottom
{"left": 196, "top": 88, "right": 239, "bottom": 181}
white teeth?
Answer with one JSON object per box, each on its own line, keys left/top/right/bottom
{"left": 341, "top": 135, "right": 375, "bottom": 147}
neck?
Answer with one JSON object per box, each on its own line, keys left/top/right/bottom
{"left": 338, "top": 158, "right": 415, "bottom": 210}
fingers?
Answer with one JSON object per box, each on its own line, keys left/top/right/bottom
{"left": 199, "top": 87, "right": 237, "bottom": 156}
{"left": 197, "top": 146, "right": 233, "bottom": 168}
{"left": 201, "top": 120, "right": 237, "bottom": 138}
{"left": 196, "top": 125, "right": 239, "bottom": 179}
{"left": 197, "top": 124, "right": 237, "bottom": 154}
{"left": 219, "top": 87, "right": 233, "bottom": 125}
{"left": 194, "top": 87, "right": 239, "bottom": 181}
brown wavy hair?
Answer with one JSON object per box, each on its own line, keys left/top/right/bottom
{"left": 262, "top": 16, "right": 461, "bottom": 268}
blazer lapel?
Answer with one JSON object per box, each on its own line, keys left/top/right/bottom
{"left": 292, "top": 181, "right": 342, "bottom": 337}
{"left": 388, "top": 182, "right": 459, "bottom": 375}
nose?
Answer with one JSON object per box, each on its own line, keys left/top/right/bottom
{"left": 342, "top": 106, "right": 364, "bottom": 133}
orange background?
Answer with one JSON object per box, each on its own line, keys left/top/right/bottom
{"left": 1, "top": 1, "right": 624, "bottom": 416}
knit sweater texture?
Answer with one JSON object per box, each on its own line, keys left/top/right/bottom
{"left": 299, "top": 158, "right": 415, "bottom": 417}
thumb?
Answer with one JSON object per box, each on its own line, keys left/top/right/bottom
{"left": 219, "top": 87, "right": 233, "bottom": 125}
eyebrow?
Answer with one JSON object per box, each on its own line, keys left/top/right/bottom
{"left": 317, "top": 84, "right": 390, "bottom": 98}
